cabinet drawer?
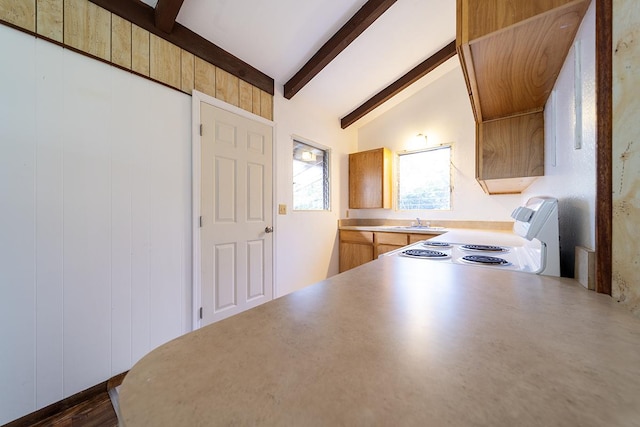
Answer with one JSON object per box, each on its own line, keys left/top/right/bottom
{"left": 375, "top": 232, "right": 408, "bottom": 245}
{"left": 376, "top": 244, "right": 404, "bottom": 257}
{"left": 340, "top": 230, "right": 374, "bottom": 244}
{"left": 408, "top": 234, "right": 437, "bottom": 244}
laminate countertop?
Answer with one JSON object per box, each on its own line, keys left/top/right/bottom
{"left": 119, "top": 257, "right": 640, "bottom": 426}
{"left": 338, "top": 224, "right": 448, "bottom": 234}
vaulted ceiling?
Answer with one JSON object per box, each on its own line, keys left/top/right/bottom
{"left": 139, "top": 0, "right": 457, "bottom": 128}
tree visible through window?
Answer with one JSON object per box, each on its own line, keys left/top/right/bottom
{"left": 397, "top": 146, "right": 451, "bottom": 210}
{"left": 293, "top": 140, "right": 330, "bottom": 210}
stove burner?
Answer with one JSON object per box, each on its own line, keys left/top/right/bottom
{"left": 423, "top": 241, "right": 451, "bottom": 248}
{"left": 462, "top": 255, "right": 509, "bottom": 265}
{"left": 402, "top": 249, "right": 449, "bottom": 259}
{"left": 461, "top": 244, "right": 507, "bottom": 253}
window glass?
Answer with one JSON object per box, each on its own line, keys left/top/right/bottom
{"left": 293, "top": 140, "right": 330, "bottom": 210}
{"left": 397, "top": 146, "right": 451, "bottom": 210}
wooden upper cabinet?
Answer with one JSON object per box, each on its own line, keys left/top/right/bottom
{"left": 349, "top": 148, "right": 392, "bottom": 209}
{"left": 457, "top": 0, "right": 591, "bottom": 122}
{"left": 456, "top": 0, "right": 590, "bottom": 194}
{"left": 477, "top": 112, "right": 544, "bottom": 194}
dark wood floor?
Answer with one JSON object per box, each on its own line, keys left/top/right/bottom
{"left": 6, "top": 374, "right": 126, "bottom": 427}
{"left": 30, "top": 392, "right": 118, "bottom": 427}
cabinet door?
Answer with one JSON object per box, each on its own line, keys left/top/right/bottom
{"left": 477, "top": 112, "right": 544, "bottom": 194}
{"left": 349, "top": 148, "right": 391, "bottom": 209}
{"left": 339, "top": 242, "right": 374, "bottom": 272}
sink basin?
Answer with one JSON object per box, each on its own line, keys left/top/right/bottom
{"left": 391, "top": 226, "right": 445, "bottom": 231}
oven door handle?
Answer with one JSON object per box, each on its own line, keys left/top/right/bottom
{"left": 533, "top": 242, "right": 547, "bottom": 274}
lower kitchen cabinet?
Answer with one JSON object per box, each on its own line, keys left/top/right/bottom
{"left": 339, "top": 230, "right": 374, "bottom": 273}
{"left": 339, "top": 230, "right": 438, "bottom": 272}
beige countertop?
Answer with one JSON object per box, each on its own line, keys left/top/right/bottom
{"left": 338, "top": 218, "right": 514, "bottom": 231}
{"left": 339, "top": 224, "right": 449, "bottom": 234}
{"left": 119, "top": 257, "right": 640, "bottom": 426}
{"left": 340, "top": 223, "right": 529, "bottom": 246}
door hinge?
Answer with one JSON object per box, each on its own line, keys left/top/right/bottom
{"left": 199, "top": 307, "right": 203, "bottom": 319}
{"left": 199, "top": 216, "right": 203, "bottom": 227}
{"left": 199, "top": 124, "right": 203, "bottom": 136}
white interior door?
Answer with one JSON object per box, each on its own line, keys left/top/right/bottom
{"left": 198, "top": 100, "right": 273, "bottom": 327}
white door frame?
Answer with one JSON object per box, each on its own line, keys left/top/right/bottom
{"left": 191, "top": 90, "right": 277, "bottom": 330}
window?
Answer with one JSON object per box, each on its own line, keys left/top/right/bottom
{"left": 397, "top": 145, "right": 451, "bottom": 210}
{"left": 293, "top": 139, "right": 330, "bottom": 211}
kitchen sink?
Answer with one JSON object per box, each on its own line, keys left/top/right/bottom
{"left": 391, "top": 226, "right": 445, "bottom": 231}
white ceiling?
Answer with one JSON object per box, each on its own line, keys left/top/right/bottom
{"left": 141, "top": 0, "right": 457, "bottom": 127}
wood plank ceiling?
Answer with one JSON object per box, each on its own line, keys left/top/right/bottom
{"left": 94, "top": 0, "right": 455, "bottom": 128}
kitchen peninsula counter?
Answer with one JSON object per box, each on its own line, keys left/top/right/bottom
{"left": 119, "top": 257, "right": 640, "bottom": 426}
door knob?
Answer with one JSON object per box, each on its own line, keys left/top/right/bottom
{"left": 265, "top": 226, "right": 274, "bottom": 233}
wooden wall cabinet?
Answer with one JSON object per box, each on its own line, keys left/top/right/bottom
{"left": 349, "top": 148, "right": 392, "bottom": 209}
{"left": 456, "top": 0, "right": 590, "bottom": 194}
{"left": 477, "top": 112, "right": 545, "bottom": 194}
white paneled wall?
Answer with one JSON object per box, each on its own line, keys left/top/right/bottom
{"left": 0, "top": 27, "right": 192, "bottom": 424}
{"left": 0, "top": 27, "right": 37, "bottom": 423}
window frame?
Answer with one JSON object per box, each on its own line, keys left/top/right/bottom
{"left": 395, "top": 144, "right": 453, "bottom": 211}
{"left": 292, "top": 136, "right": 331, "bottom": 212}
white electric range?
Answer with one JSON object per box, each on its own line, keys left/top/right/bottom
{"left": 385, "top": 197, "right": 560, "bottom": 276}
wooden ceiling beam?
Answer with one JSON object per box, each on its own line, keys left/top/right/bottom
{"left": 340, "top": 40, "right": 457, "bottom": 129}
{"left": 87, "top": 0, "right": 274, "bottom": 95}
{"left": 284, "top": 0, "right": 397, "bottom": 100}
{"left": 155, "top": 0, "right": 185, "bottom": 34}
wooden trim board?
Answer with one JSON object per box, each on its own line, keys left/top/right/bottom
{"left": 595, "top": 0, "right": 612, "bottom": 295}
{"left": 3, "top": 372, "right": 127, "bottom": 427}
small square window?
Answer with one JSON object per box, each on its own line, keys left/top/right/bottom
{"left": 293, "top": 139, "right": 330, "bottom": 211}
{"left": 397, "top": 145, "right": 451, "bottom": 210}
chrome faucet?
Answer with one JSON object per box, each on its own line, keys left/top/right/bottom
{"left": 414, "top": 217, "right": 430, "bottom": 228}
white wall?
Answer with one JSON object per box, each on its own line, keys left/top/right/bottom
{"left": 0, "top": 22, "right": 356, "bottom": 423}
{"left": 354, "top": 64, "right": 522, "bottom": 222}
{"left": 274, "top": 89, "right": 357, "bottom": 296}
{"left": 522, "top": 1, "right": 596, "bottom": 277}
{"left": 0, "top": 28, "right": 192, "bottom": 424}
